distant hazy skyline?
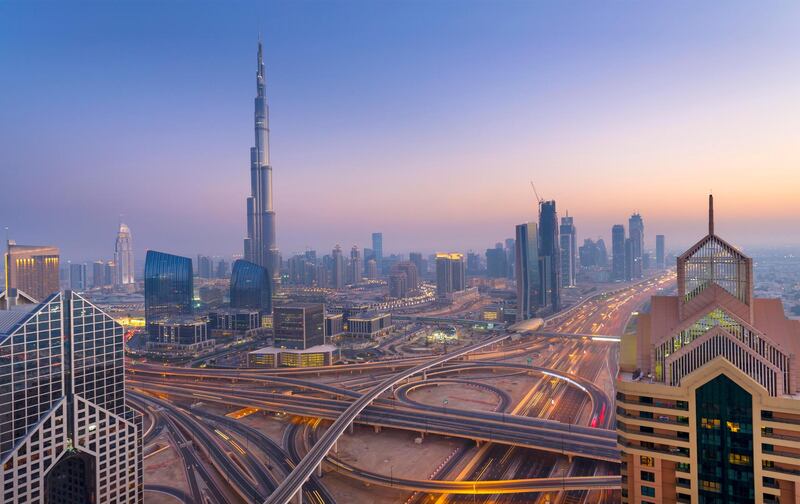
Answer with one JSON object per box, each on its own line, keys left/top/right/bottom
{"left": 2, "top": 1, "right": 799, "bottom": 263}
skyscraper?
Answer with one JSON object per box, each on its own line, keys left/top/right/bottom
{"left": 114, "top": 222, "right": 135, "bottom": 286}
{"left": 0, "top": 291, "right": 143, "bottom": 503}
{"left": 612, "top": 224, "right": 626, "bottom": 281}
{"left": 559, "top": 215, "right": 577, "bottom": 287}
{"left": 538, "top": 200, "right": 561, "bottom": 312}
{"left": 331, "top": 245, "right": 345, "bottom": 289}
{"left": 244, "top": 41, "right": 280, "bottom": 283}
{"left": 365, "top": 259, "right": 378, "bottom": 280}
{"left": 394, "top": 261, "right": 419, "bottom": 290}
{"left": 230, "top": 259, "right": 272, "bottom": 312}
{"left": 596, "top": 238, "right": 608, "bottom": 267}
{"left": 350, "top": 245, "right": 363, "bottom": 284}
{"left": 629, "top": 212, "right": 644, "bottom": 278}
{"left": 196, "top": 254, "right": 213, "bottom": 279}
{"left": 371, "top": 232, "right": 383, "bottom": 271}
{"left": 515, "top": 222, "right": 540, "bottom": 321}
{"left": 624, "top": 237, "right": 633, "bottom": 281}
{"left": 143, "top": 250, "right": 193, "bottom": 324}
{"left": 655, "top": 234, "right": 665, "bottom": 269}
{"left": 409, "top": 252, "right": 426, "bottom": 279}
{"left": 92, "top": 260, "right": 107, "bottom": 288}
{"left": 69, "top": 262, "right": 87, "bottom": 291}
{"left": 617, "top": 196, "right": 800, "bottom": 504}
{"left": 485, "top": 247, "right": 507, "bottom": 278}
{"left": 435, "top": 253, "right": 465, "bottom": 297}
{"left": 3, "top": 241, "right": 60, "bottom": 302}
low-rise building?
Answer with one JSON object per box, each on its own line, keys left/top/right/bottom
{"left": 146, "top": 317, "right": 213, "bottom": 352}
{"left": 208, "top": 308, "right": 268, "bottom": 341}
{"left": 347, "top": 311, "right": 393, "bottom": 338}
{"left": 325, "top": 312, "right": 344, "bottom": 340}
{"left": 248, "top": 344, "right": 338, "bottom": 368}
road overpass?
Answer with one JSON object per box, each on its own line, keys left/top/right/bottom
{"left": 264, "top": 326, "right": 534, "bottom": 504}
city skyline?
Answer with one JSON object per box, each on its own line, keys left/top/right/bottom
{"left": 2, "top": 1, "right": 800, "bottom": 261}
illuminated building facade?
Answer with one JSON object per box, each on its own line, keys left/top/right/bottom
{"left": 515, "top": 222, "right": 540, "bottom": 321}
{"left": 114, "top": 223, "right": 135, "bottom": 286}
{"left": 230, "top": 259, "right": 272, "bottom": 313}
{"left": 143, "top": 250, "right": 193, "bottom": 325}
{"left": 248, "top": 344, "right": 337, "bottom": 368}
{"left": 3, "top": 241, "right": 59, "bottom": 302}
{"left": 435, "top": 253, "right": 466, "bottom": 298}
{"left": 618, "top": 196, "right": 800, "bottom": 504}
{"left": 0, "top": 291, "right": 143, "bottom": 503}
{"left": 273, "top": 303, "right": 325, "bottom": 350}
{"left": 244, "top": 41, "right": 280, "bottom": 283}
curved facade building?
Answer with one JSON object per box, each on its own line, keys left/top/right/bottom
{"left": 230, "top": 259, "right": 272, "bottom": 313}
{"left": 144, "top": 250, "right": 193, "bottom": 323}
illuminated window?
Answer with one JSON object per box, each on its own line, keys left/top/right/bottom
{"left": 729, "top": 453, "right": 750, "bottom": 465}
{"left": 640, "top": 456, "right": 655, "bottom": 467}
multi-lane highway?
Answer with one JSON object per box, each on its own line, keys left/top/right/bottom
{"left": 131, "top": 271, "right": 674, "bottom": 504}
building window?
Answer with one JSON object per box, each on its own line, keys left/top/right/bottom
{"left": 641, "top": 471, "right": 655, "bottom": 482}
{"left": 640, "top": 456, "right": 655, "bottom": 467}
{"left": 641, "top": 486, "right": 656, "bottom": 497}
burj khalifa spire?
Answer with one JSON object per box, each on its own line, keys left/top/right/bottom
{"left": 245, "top": 40, "right": 280, "bottom": 282}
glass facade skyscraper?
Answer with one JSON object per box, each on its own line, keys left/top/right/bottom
{"left": 612, "top": 224, "right": 626, "bottom": 281}
{"left": 538, "top": 200, "right": 561, "bottom": 313}
{"left": 515, "top": 222, "right": 540, "bottom": 321}
{"left": 371, "top": 232, "right": 383, "bottom": 271}
{"left": 230, "top": 259, "right": 272, "bottom": 313}
{"left": 0, "top": 291, "right": 143, "bottom": 503}
{"left": 143, "top": 250, "right": 193, "bottom": 324}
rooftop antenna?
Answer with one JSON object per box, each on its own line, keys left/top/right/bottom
{"left": 708, "top": 193, "right": 714, "bottom": 235}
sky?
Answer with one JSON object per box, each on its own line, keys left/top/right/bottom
{"left": 1, "top": 0, "right": 799, "bottom": 264}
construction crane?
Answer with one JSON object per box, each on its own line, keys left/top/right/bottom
{"left": 529, "top": 180, "right": 543, "bottom": 204}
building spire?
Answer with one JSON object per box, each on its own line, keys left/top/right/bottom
{"left": 708, "top": 193, "right": 714, "bottom": 235}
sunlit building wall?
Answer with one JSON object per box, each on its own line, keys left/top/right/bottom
{"left": 617, "top": 196, "right": 800, "bottom": 504}
{"left": 3, "top": 242, "right": 60, "bottom": 302}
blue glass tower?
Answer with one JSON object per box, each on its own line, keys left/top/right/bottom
{"left": 144, "top": 250, "right": 193, "bottom": 324}
{"left": 230, "top": 259, "right": 272, "bottom": 313}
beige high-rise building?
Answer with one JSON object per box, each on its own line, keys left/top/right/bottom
{"left": 617, "top": 196, "right": 800, "bottom": 504}
{"left": 3, "top": 241, "right": 60, "bottom": 302}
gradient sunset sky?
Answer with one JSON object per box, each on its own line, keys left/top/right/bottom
{"left": 1, "top": 1, "right": 799, "bottom": 262}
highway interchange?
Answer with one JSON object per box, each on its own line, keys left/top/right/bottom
{"left": 128, "top": 272, "right": 674, "bottom": 504}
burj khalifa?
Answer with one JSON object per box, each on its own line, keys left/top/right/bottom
{"left": 244, "top": 41, "right": 280, "bottom": 282}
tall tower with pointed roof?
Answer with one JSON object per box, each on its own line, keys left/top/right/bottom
{"left": 245, "top": 41, "right": 280, "bottom": 285}
{"left": 617, "top": 195, "right": 800, "bottom": 504}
